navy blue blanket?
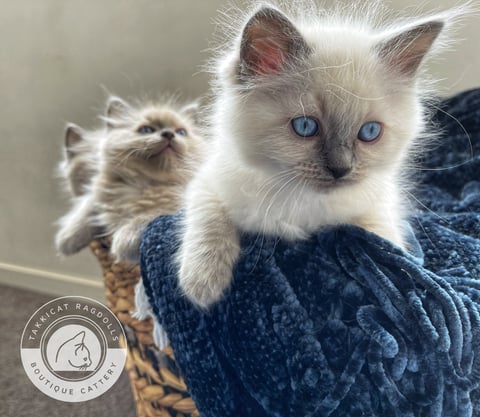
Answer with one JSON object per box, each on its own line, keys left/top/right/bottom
{"left": 140, "top": 89, "right": 480, "bottom": 417}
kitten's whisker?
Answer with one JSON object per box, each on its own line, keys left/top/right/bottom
{"left": 444, "top": 66, "right": 471, "bottom": 91}
{"left": 256, "top": 169, "right": 297, "bottom": 198}
{"left": 116, "top": 148, "right": 141, "bottom": 165}
{"left": 249, "top": 229, "right": 267, "bottom": 275}
{"left": 299, "top": 93, "right": 307, "bottom": 118}
{"left": 249, "top": 171, "right": 298, "bottom": 255}
{"left": 256, "top": 177, "right": 295, "bottom": 212}
{"left": 280, "top": 174, "right": 304, "bottom": 225}
{"left": 418, "top": 161, "right": 473, "bottom": 171}
{"left": 116, "top": 152, "right": 134, "bottom": 167}
{"left": 324, "top": 82, "right": 387, "bottom": 101}
{"left": 263, "top": 174, "right": 301, "bottom": 227}
{"left": 405, "top": 197, "right": 439, "bottom": 252}
{"left": 279, "top": 180, "right": 305, "bottom": 239}
{"left": 249, "top": 176, "right": 293, "bottom": 273}
{"left": 430, "top": 104, "right": 474, "bottom": 160}
{"left": 404, "top": 189, "right": 449, "bottom": 223}
{"left": 298, "top": 61, "right": 354, "bottom": 74}
{"left": 270, "top": 236, "right": 281, "bottom": 260}
{"left": 256, "top": 169, "right": 297, "bottom": 191}
{"left": 258, "top": 173, "right": 298, "bottom": 215}
{"left": 325, "top": 89, "right": 347, "bottom": 104}
{"left": 247, "top": 174, "right": 295, "bottom": 254}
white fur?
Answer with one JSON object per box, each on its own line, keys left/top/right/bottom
{"left": 56, "top": 97, "right": 204, "bottom": 263}
{"left": 177, "top": 1, "right": 465, "bottom": 309}
{"left": 133, "top": 280, "right": 170, "bottom": 350}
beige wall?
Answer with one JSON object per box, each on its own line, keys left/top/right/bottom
{"left": 0, "top": 0, "right": 478, "bottom": 299}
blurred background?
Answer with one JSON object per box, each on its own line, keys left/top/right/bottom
{"left": 0, "top": 1, "right": 478, "bottom": 416}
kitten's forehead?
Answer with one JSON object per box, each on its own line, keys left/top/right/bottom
{"left": 139, "top": 107, "right": 188, "bottom": 127}
{"left": 299, "top": 32, "right": 388, "bottom": 122}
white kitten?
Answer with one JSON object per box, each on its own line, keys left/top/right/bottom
{"left": 177, "top": 2, "right": 460, "bottom": 309}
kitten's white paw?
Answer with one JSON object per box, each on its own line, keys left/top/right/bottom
{"left": 110, "top": 225, "right": 141, "bottom": 263}
{"left": 178, "top": 188, "right": 240, "bottom": 309}
{"left": 55, "top": 226, "right": 93, "bottom": 255}
{"left": 178, "top": 255, "right": 234, "bottom": 310}
{"left": 179, "top": 265, "right": 232, "bottom": 310}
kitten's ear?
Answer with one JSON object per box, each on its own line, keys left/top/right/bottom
{"left": 64, "top": 123, "right": 85, "bottom": 160}
{"left": 105, "top": 96, "right": 133, "bottom": 128}
{"left": 376, "top": 19, "right": 444, "bottom": 77}
{"left": 180, "top": 101, "right": 200, "bottom": 124}
{"left": 239, "top": 7, "right": 310, "bottom": 78}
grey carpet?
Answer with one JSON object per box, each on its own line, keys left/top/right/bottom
{"left": 0, "top": 283, "right": 136, "bottom": 417}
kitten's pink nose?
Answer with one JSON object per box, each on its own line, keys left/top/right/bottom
{"left": 161, "top": 130, "right": 175, "bottom": 141}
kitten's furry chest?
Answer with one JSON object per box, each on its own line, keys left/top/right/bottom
{"left": 130, "top": 185, "right": 181, "bottom": 214}
{"left": 98, "top": 180, "right": 181, "bottom": 219}
{"left": 211, "top": 165, "right": 395, "bottom": 241}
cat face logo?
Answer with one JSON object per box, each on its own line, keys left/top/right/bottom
{"left": 54, "top": 330, "right": 93, "bottom": 371}
{"left": 20, "top": 296, "right": 126, "bottom": 402}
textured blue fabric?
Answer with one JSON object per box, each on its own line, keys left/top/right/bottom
{"left": 140, "top": 89, "right": 480, "bottom": 417}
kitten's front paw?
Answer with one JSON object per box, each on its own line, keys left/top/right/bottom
{"left": 55, "top": 226, "right": 93, "bottom": 255}
{"left": 177, "top": 194, "right": 240, "bottom": 309}
{"left": 111, "top": 225, "right": 141, "bottom": 263}
{"left": 178, "top": 257, "right": 233, "bottom": 310}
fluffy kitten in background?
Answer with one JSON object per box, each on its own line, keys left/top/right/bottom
{"left": 177, "top": 1, "right": 464, "bottom": 309}
{"left": 56, "top": 96, "right": 204, "bottom": 263}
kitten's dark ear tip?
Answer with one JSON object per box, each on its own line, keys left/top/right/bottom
{"left": 419, "top": 20, "right": 445, "bottom": 38}
{"left": 430, "top": 20, "right": 445, "bottom": 30}
{"left": 106, "top": 96, "right": 131, "bottom": 118}
{"left": 64, "top": 123, "right": 84, "bottom": 149}
{"left": 180, "top": 101, "right": 200, "bottom": 122}
{"left": 377, "top": 18, "right": 446, "bottom": 77}
{"left": 242, "top": 6, "right": 293, "bottom": 44}
{"left": 240, "top": 5, "right": 309, "bottom": 78}
{"left": 249, "top": 6, "right": 284, "bottom": 20}
{"left": 105, "top": 96, "right": 132, "bottom": 128}
{"left": 65, "top": 122, "right": 82, "bottom": 134}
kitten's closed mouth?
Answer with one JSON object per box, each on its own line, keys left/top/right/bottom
{"left": 147, "top": 143, "right": 179, "bottom": 159}
{"left": 311, "top": 178, "right": 356, "bottom": 192}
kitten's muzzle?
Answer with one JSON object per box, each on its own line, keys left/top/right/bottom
{"left": 146, "top": 133, "right": 182, "bottom": 158}
{"left": 321, "top": 138, "right": 354, "bottom": 180}
{"left": 161, "top": 130, "right": 175, "bottom": 141}
{"left": 326, "top": 165, "right": 351, "bottom": 179}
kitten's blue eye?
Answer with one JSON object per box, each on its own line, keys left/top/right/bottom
{"left": 138, "top": 125, "right": 155, "bottom": 134}
{"left": 358, "top": 122, "right": 382, "bottom": 142}
{"left": 175, "top": 128, "right": 187, "bottom": 136}
{"left": 291, "top": 116, "right": 319, "bottom": 138}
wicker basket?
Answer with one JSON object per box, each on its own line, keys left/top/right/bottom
{"left": 90, "top": 238, "right": 199, "bottom": 417}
